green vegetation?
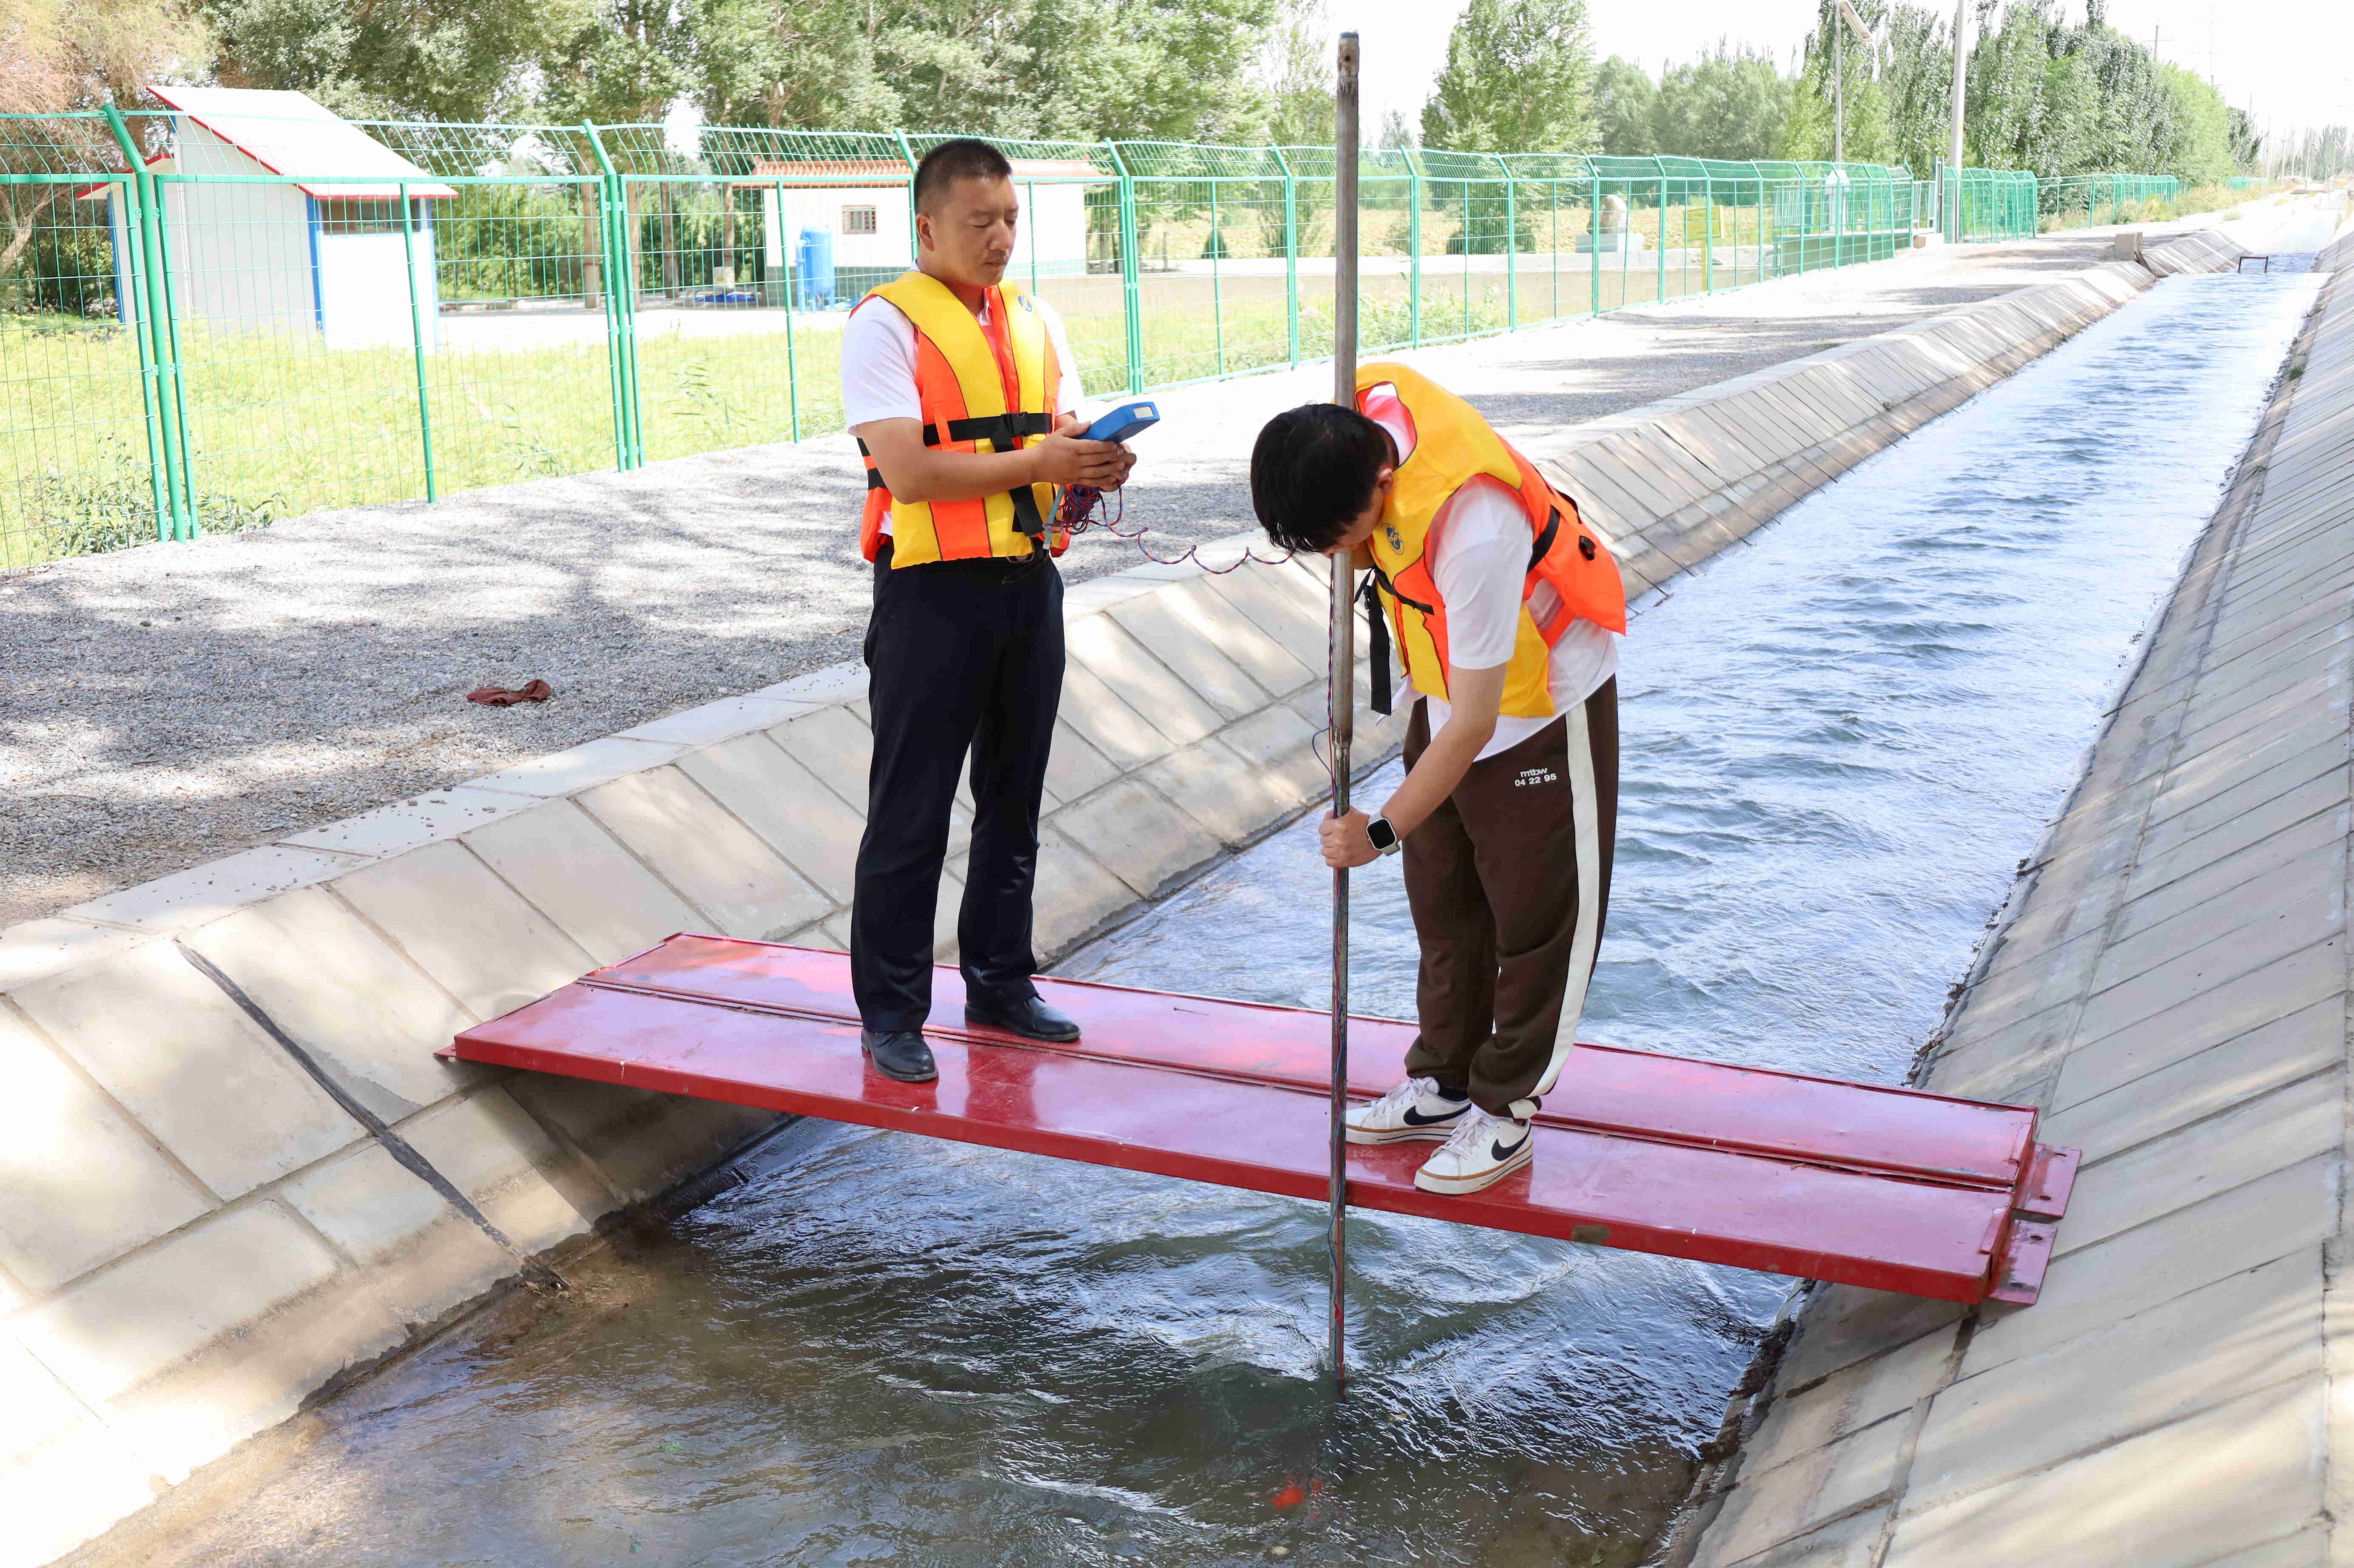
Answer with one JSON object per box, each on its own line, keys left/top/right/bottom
{"left": 1419, "top": 0, "right": 1594, "bottom": 156}
{"left": 0, "top": 218, "right": 1793, "bottom": 567}
{"left": 1780, "top": 0, "right": 2260, "bottom": 186}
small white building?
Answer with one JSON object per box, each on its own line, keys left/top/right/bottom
{"left": 737, "top": 157, "right": 1096, "bottom": 307}
{"left": 88, "top": 86, "right": 457, "bottom": 351}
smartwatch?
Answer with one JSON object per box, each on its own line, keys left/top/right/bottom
{"left": 1366, "top": 816, "right": 1402, "bottom": 857}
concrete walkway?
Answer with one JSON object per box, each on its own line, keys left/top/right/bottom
{"left": 1680, "top": 231, "right": 2354, "bottom": 1568}
{"left": 0, "top": 226, "right": 2187, "bottom": 929}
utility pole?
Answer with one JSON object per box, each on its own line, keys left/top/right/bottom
{"left": 1945, "top": 0, "right": 1970, "bottom": 237}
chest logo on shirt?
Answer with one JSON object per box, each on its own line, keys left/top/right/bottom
{"left": 1018, "top": 293, "right": 1036, "bottom": 314}
{"left": 1513, "top": 765, "right": 1559, "bottom": 788}
{"left": 1385, "top": 524, "right": 1404, "bottom": 553}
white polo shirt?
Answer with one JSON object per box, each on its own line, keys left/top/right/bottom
{"left": 842, "top": 287, "right": 1085, "bottom": 536}
{"left": 1361, "top": 383, "right": 1619, "bottom": 760}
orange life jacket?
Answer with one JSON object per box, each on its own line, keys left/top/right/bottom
{"left": 855, "top": 270, "right": 1067, "bottom": 567}
{"left": 1359, "top": 361, "right": 1626, "bottom": 719}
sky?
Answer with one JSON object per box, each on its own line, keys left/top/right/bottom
{"left": 1338, "top": 0, "right": 2354, "bottom": 151}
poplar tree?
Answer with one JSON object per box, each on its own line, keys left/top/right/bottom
{"left": 1592, "top": 57, "right": 1657, "bottom": 156}
{"left": 1419, "top": 0, "right": 1595, "bottom": 154}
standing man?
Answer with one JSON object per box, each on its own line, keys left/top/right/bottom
{"left": 842, "top": 138, "right": 1133, "bottom": 1083}
{"left": 1248, "top": 363, "right": 1626, "bottom": 1194}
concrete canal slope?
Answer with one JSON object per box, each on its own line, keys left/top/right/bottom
{"left": 1677, "top": 250, "right": 2354, "bottom": 1568}
{"left": 0, "top": 232, "right": 2242, "bottom": 1568}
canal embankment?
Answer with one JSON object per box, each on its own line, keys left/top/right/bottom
{"left": 1674, "top": 223, "right": 2354, "bottom": 1568}
{"left": 0, "top": 217, "right": 2263, "bottom": 932}
{"left": 0, "top": 226, "right": 2247, "bottom": 1567}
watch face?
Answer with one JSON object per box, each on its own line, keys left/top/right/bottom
{"left": 1367, "top": 817, "right": 1398, "bottom": 850}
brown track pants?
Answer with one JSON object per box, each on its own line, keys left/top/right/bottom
{"left": 1399, "top": 678, "right": 1619, "bottom": 1118}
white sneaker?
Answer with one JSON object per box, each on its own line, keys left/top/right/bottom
{"left": 1345, "top": 1076, "right": 1474, "bottom": 1145}
{"left": 1413, "top": 1106, "right": 1535, "bottom": 1195}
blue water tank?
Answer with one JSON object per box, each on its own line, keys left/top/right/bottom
{"left": 796, "top": 227, "right": 835, "bottom": 310}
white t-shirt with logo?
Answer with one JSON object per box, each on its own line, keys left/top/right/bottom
{"left": 1361, "top": 384, "right": 1619, "bottom": 761}
{"left": 842, "top": 287, "right": 1084, "bottom": 536}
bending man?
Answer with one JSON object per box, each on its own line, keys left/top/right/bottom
{"left": 1250, "top": 364, "right": 1625, "bottom": 1194}
{"left": 843, "top": 138, "right": 1133, "bottom": 1083}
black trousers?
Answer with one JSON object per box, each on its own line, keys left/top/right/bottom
{"left": 850, "top": 538, "right": 1064, "bottom": 1032}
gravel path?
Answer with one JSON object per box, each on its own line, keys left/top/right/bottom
{"left": 0, "top": 230, "right": 2129, "bottom": 927}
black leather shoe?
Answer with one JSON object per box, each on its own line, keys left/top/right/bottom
{"left": 860, "top": 1028, "right": 937, "bottom": 1083}
{"left": 964, "top": 993, "right": 1081, "bottom": 1042}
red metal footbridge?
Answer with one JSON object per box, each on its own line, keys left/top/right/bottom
{"left": 444, "top": 934, "right": 2076, "bottom": 1304}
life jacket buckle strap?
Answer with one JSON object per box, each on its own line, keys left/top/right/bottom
{"left": 1530, "top": 506, "right": 1562, "bottom": 570}
{"left": 1357, "top": 576, "right": 1393, "bottom": 717}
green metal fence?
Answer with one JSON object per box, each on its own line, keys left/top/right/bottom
{"left": 0, "top": 106, "right": 2157, "bottom": 568}
{"left": 2038, "top": 173, "right": 2184, "bottom": 230}
{"left": 1942, "top": 167, "right": 2041, "bottom": 243}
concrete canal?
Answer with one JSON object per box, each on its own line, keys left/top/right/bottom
{"left": 63, "top": 257, "right": 2323, "bottom": 1568}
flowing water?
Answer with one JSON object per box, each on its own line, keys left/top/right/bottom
{"left": 82, "top": 264, "right": 2321, "bottom": 1568}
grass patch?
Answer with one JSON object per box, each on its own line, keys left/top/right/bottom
{"left": 2, "top": 227, "right": 1799, "bottom": 569}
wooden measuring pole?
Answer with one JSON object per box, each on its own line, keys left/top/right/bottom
{"left": 1327, "top": 28, "right": 1361, "bottom": 1392}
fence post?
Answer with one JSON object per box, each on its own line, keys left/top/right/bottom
{"left": 583, "top": 123, "right": 640, "bottom": 470}
{"left": 1406, "top": 150, "right": 1422, "bottom": 348}
{"left": 1655, "top": 159, "right": 1668, "bottom": 304}
{"left": 1709, "top": 168, "right": 1719, "bottom": 282}
{"left": 1588, "top": 161, "right": 1601, "bottom": 318}
{"left": 1272, "top": 146, "right": 1299, "bottom": 368}
{"left": 1208, "top": 179, "right": 1225, "bottom": 376}
{"left": 896, "top": 131, "right": 921, "bottom": 266}
{"left": 776, "top": 180, "right": 800, "bottom": 442}
{"left": 1460, "top": 173, "right": 1472, "bottom": 338}
{"left": 1496, "top": 155, "right": 1516, "bottom": 335}
{"left": 397, "top": 182, "right": 438, "bottom": 501}
{"left": 112, "top": 106, "right": 200, "bottom": 537}
{"left": 1104, "top": 141, "right": 1144, "bottom": 395}
{"left": 101, "top": 105, "right": 179, "bottom": 542}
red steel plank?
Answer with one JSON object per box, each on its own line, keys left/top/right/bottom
{"left": 586, "top": 935, "right": 2037, "bottom": 1193}
{"left": 1987, "top": 1220, "right": 2058, "bottom": 1305}
{"left": 453, "top": 972, "right": 2016, "bottom": 1302}
{"left": 2019, "top": 1144, "right": 2081, "bottom": 1221}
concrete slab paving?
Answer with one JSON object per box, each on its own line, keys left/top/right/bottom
{"left": 1682, "top": 262, "right": 2354, "bottom": 1567}
{"left": 0, "top": 224, "right": 2268, "bottom": 1568}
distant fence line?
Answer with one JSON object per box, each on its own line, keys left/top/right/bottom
{"left": 0, "top": 110, "right": 2195, "bottom": 563}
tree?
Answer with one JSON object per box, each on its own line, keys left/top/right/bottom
{"left": 0, "top": 0, "right": 211, "bottom": 280}
{"left": 687, "top": 0, "right": 1273, "bottom": 142}
{"left": 688, "top": 0, "right": 898, "bottom": 130}
{"left": 1651, "top": 44, "right": 1789, "bottom": 160}
{"left": 204, "top": 0, "right": 575, "bottom": 121}
{"left": 1592, "top": 55, "right": 1656, "bottom": 156}
{"left": 2, "top": 0, "right": 210, "bottom": 115}
{"left": 1259, "top": 0, "right": 1330, "bottom": 147}
{"left": 1420, "top": 0, "right": 1593, "bottom": 155}
{"left": 534, "top": 0, "right": 689, "bottom": 125}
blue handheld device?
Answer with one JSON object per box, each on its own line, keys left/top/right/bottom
{"left": 1083, "top": 400, "right": 1160, "bottom": 444}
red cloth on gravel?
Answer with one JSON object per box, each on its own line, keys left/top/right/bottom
{"left": 467, "top": 679, "right": 553, "bottom": 707}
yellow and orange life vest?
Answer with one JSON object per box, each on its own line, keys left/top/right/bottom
{"left": 1360, "top": 361, "right": 1626, "bottom": 719}
{"left": 855, "top": 270, "right": 1068, "bottom": 567}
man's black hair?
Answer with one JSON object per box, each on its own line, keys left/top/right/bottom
{"left": 1250, "top": 403, "right": 1393, "bottom": 554}
{"left": 913, "top": 138, "right": 1015, "bottom": 214}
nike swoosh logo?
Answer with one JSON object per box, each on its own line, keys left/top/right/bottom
{"left": 1402, "top": 1105, "right": 1467, "bottom": 1126}
{"left": 1491, "top": 1133, "right": 1531, "bottom": 1161}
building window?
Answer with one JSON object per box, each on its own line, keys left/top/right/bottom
{"left": 841, "top": 205, "right": 878, "bottom": 235}
{"left": 318, "top": 199, "right": 415, "bottom": 235}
